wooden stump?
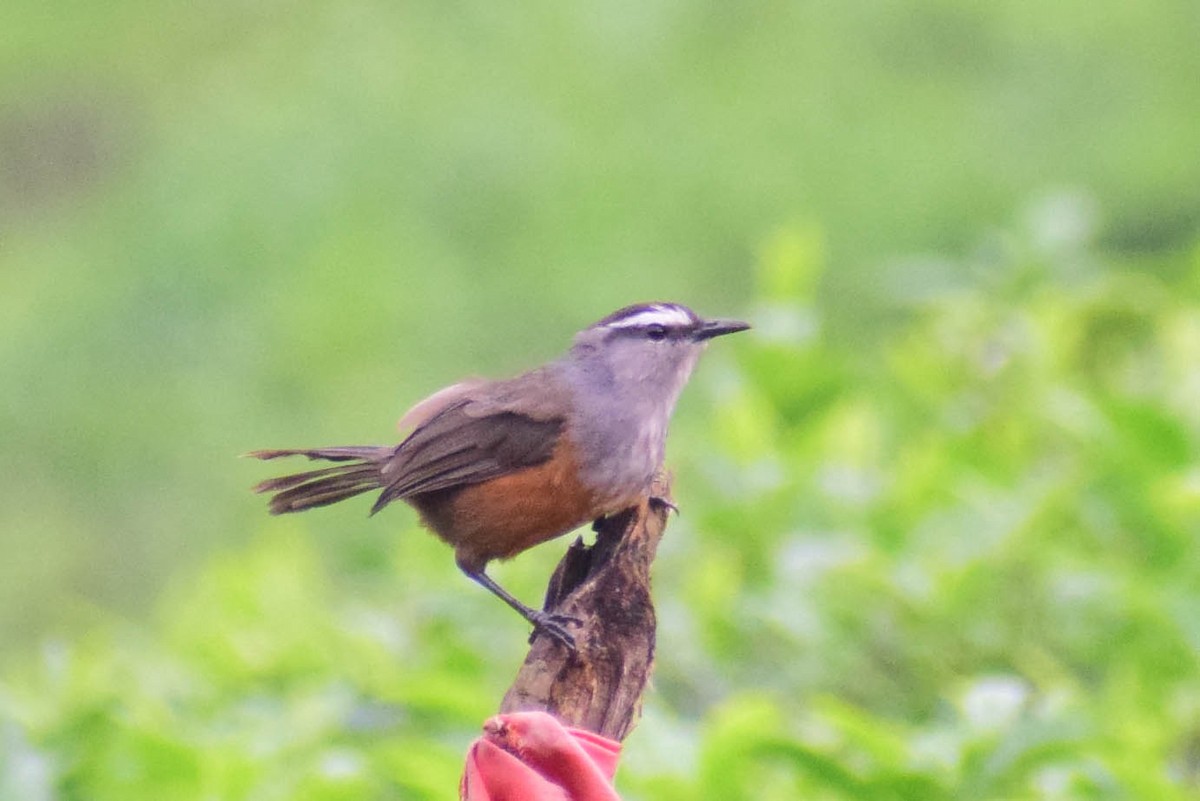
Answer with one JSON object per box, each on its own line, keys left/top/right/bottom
{"left": 499, "top": 487, "right": 672, "bottom": 741}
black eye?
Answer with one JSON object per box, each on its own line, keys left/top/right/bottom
{"left": 646, "top": 324, "right": 668, "bottom": 341}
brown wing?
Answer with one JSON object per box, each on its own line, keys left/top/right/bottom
{"left": 395, "top": 378, "right": 487, "bottom": 432}
{"left": 370, "top": 368, "right": 568, "bottom": 514}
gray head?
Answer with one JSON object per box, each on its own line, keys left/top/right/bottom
{"left": 567, "top": 302, "right": 749, "bottom": 408}
{"left": 560, "top": 302, "right": 748, "bottom": 500}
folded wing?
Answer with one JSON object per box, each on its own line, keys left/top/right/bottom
{"left": 372, "top": 368, "right": 568, "bottom": 513}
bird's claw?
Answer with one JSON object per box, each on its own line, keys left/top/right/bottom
{"left": 527, "top": 609, "right": 583, "bottom": 649}
{"left": 649, "top": 495, "right": 679, "bottom": 515}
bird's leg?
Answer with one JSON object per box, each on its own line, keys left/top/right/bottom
{"left": 461, "top": 566, "right": 582, "bottom": 650}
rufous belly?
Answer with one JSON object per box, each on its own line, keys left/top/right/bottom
{"left": 408, "top": 437, "right": 640, "bottom": 573}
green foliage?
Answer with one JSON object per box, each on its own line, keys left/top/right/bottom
{"left": 3, "top": 1, "right": 1200, "bottom": 798}
{"left": 5, "top": 223, "right": 1200, "bottom": 798}
{"left": 1, "top": 530, "right": 490, "bottom": 800}
{"left": 619, "top": 223, "right": 1200, "bottom": 800}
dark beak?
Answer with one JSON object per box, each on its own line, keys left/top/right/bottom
{"left": 693, "top": 317, "right": 751, "bottom": 341}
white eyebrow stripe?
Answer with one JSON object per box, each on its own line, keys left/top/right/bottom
{"left": 605, "top": 306, "right": 694, "bottom": 329}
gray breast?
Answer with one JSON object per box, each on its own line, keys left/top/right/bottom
{"left": 566, "top": 391, "right": 669, "bottom": 509}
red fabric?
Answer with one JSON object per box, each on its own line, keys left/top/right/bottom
{"left": 460, "top": 711, "right": 622, "bottom": 801}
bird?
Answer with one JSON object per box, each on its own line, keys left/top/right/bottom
{"left": 249, "top": 302, "right": 749, "bottom": 647}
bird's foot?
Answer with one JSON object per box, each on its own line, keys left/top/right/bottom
{"left": 649, "top": 495, "right": 679, "bottom": 515}
{"left": 526, "top": 609, "right": 584, "bottom": 650}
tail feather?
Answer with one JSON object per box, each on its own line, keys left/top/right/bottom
{"left": 248, "top": 446, "right": 389, "bottom": 462}
{"left": 248, "top": 446, "right": 391, "bottom": 514}
{"left": 253, "top": 464, "right": 361, "bottom": 493}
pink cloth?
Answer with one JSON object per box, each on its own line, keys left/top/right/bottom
{"left": 460, "top": 711, "right": 622, "bottom": 801}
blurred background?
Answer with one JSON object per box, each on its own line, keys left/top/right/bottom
{"left": 2, "top": 1, "right": 1199, "bottom": 798}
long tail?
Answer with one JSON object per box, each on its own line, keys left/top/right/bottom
{"left": 248, "top": 446, "right": 393, "bottom": 514}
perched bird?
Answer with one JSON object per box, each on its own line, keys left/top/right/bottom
{"left": 250, "top": 302, "right": 748, "bottom": 647}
